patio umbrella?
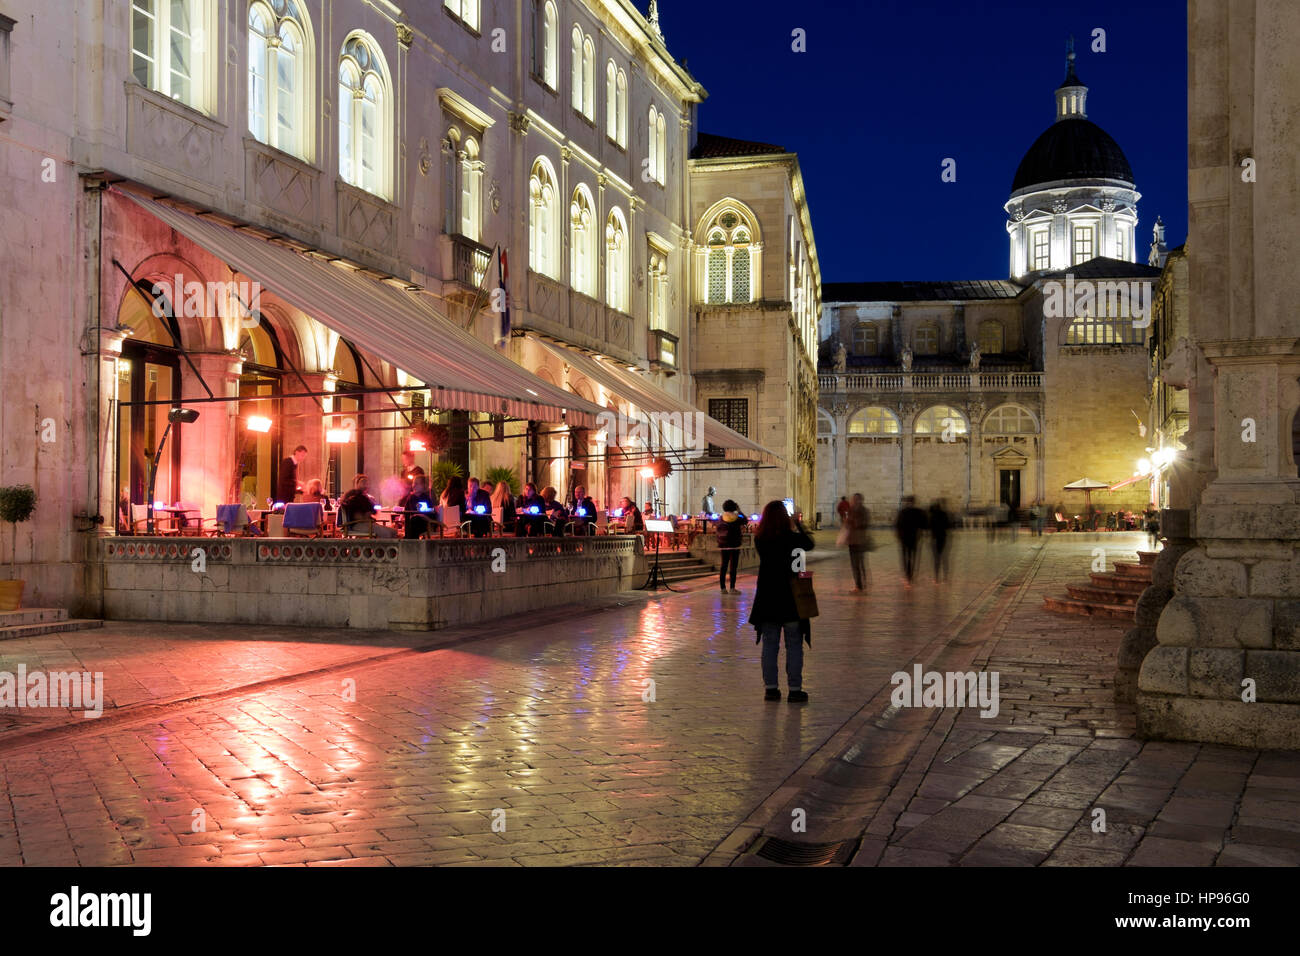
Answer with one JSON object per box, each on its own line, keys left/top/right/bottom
{"left": 1062, "top": 477, "right": 1110, "bottom": 518}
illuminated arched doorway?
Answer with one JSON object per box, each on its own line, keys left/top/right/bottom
{"left": 236, "top": 316, "right": 285, "bottom": 507}
{"left": 116, "top": 280, "right": 183, "bottom": 519}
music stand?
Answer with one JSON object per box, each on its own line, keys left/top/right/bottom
{"left": 639, "top": 518, "right": 679, "bottom": 591}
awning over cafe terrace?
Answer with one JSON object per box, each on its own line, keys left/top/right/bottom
{"left": 531, "top": 337, "right": 779, "bottom": 460}
{"left": 111, "top": 185, "right": 606, "bottom": 429}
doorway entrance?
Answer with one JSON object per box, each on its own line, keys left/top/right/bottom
{"left": 999, "top": 468, "right": 1021, "bottom": 510}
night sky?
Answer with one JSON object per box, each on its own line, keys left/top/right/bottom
{"left": 665, "top": 0, "right": 1188, "bottom": 284}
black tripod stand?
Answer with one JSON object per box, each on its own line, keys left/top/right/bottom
{"left": 638, "top": 525, "right": 680, "bottom": 591}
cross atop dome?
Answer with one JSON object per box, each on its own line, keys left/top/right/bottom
{"left": 1056, "top": 36, "right": 1088, "bottom": 121}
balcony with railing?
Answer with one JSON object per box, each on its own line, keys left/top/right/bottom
{"left": 818, "top": 370, "right": 1043, "bottom": 392}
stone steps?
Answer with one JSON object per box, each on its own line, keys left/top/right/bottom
{"left": 645, "top": 552, "right": 717, "bottom": 583}
{"left": 1066, "top": 584, "right": 1140, "bottom": 606}
{"left": 1042, "top": 595, "right": 1137, "bottom": 621}
{"left": 0, "top": 608, "right": 105, "bottom": 642}
{"left": 1090, "top": 572, "right": 1147, "bottom": 593}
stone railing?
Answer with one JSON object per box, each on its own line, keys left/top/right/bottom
{"left": 818, "top": 371, "right": 1043, "bottom": 392}
{"left": 100, "top": 535, "right": 645, "bottom": 630}
{"left": 451, "top": 234, "right": 492, "bottom": 287}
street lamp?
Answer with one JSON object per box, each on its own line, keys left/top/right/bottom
{"left": 146, "top": 407, "right": 199, "bottom": 534}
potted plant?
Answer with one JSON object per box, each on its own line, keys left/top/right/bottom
{"left": 0, "top": 485, "right": 37, "bottom": 611}
{"left": 484, "top": 466, "right": 520, "bottom": 497}
{"left": 428, "top": 460, "right": 464, "bottom": 500}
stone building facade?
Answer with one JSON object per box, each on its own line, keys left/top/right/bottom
{"left": 0, "top": 0, "right": 817, "bottom": 614}
{"left": 817, "top": 55, "right": 1159, "bottom": 525}
{"left": 1136, "top": 0, "right": 1300, "bottom": 748}
{"left": 686, "top": 134, "right": 820, "bottom": 513}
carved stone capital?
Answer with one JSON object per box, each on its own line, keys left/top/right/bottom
{"left": 396, "top": 23, "right": 414, "bottom": 49}
{"left": 508, "top": 112, "right": 531, "bottom": 134}
{"left": 560, "top": 146, "right": 572, "bottom": 163}
{"left": 1052, "top": 199, "right": 1069, "bottom": 214}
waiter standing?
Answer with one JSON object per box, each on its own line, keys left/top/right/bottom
{"left": 275, "top": 444, "right": 308, "bottom": 504}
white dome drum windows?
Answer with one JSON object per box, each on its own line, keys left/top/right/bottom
{"left": 248, "top": 0, "right": 311, "bottom": 161}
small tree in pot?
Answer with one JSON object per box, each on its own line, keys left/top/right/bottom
{"left": 0, "top": 485, "right": 37, "bottom": 610}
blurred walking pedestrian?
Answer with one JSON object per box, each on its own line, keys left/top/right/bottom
{"left": 845, "top": 493, "right": 872, "bottom": 592}
{"left": 748, "top": 500, "right": 815, "bottom": 703}
{"left": 836, "top": 495, "right": 850, "bottom": 527}
{"left": 895, "top": 496, "right": 927, "bottom": 589}
{"left": 928, "top": 499, "right": 952, "bottom": 582}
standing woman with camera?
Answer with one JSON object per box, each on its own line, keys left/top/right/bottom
{"left": 747, "top": 500, "right": 815, "bottom": 703}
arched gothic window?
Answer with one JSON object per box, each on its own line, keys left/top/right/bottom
{"left": 338, "top": 35, "right": 392, "bottom": 199}
{"left": 248, "top": 1, "right": 311, "bottom": 160}
{"left": 528, "top": 158, "right": 559, "bottom": 278}
{"left": 569, "top": 185, "right": 596, "bottom": 296}
{"left": 701, "top": 207, "right": 758, "bottom": 304}
{"left": 533, "top": 1, "right": 558, "bottom": 88}
{"left": 605, "top": 208, "right": 628, "bottom": 312}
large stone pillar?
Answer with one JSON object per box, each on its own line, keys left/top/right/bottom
{"left": 1137, "top": 343, "right": 1300, "bottom": 746}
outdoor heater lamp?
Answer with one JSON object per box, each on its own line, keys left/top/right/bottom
{"left": 145, "top": 407, "right": 200, "bottom": 534}
{"left": 247, "top": 415, "right": 272, "bottom": 433}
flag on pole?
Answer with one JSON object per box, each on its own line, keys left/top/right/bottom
{"left": 497, "top": 249, "right": 511, "bottom": 348}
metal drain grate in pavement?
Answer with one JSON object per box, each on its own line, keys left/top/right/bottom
{"left": 752, "top": 836, "right": 858, "bottom": 866}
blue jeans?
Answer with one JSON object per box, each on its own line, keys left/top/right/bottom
{"left": 760, "top": 620, "right": 803, "bottom": 690}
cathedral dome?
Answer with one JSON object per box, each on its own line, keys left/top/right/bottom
{"left": 1011, "top": 118, "right": 1134, "bottom": 194}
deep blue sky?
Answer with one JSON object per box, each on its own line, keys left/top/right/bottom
{"left": 664, "top": 0, "right": 1188, "bottom": 283}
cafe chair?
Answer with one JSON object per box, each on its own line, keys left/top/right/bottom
{"left": 130, "top": 503, "right": 179, "bottom": 535}
{"left": 339, "top": 514, "right": 379, "bottom": 538}
{"left": 205, "top": 503, "right": 256, "bottom": 537}
{"left": 283, "top": 502, "right": 325, "bottom": 538}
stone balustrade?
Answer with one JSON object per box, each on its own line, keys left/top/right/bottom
{"left": 817, "top": 371, "right": 1044, "bottom": 392}
{"left": 101, "top": 535, "right": 646, "bottom": 631}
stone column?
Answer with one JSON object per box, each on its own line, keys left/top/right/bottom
{"left": 899, "top": 401, "right": 917, "bottom": 497}
{"left": 1137, "top": 342, "right": 1300, "bottom": 746}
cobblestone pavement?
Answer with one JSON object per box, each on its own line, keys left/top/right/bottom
{"left": 0, "top": 532, "right": 1026, "bottom": 866}
{"left": 712, "top": 534, "right": 1300, "bottom": 867}
{"left": 3, "top": 532, "right": 1296, "bottom": 866}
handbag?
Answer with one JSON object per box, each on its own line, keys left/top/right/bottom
{"left": 791, "top": 571, "right": 820, "bottom": 619}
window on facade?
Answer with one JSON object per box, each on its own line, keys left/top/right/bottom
{"left": 533, "top": 1, "right": 557, "bottom": 88}
{"left": 338, "top": 35, "right": 390, "bottom": 199}
{"left": 443, "top": 0, "right": 480, "bottom": 32}
{"left": 701, "top": 208, "right": 757, "bottom": 304}
{"left": 569, "top": 186, "right": 596, "bottom": 296}
{"left": 1116, "top": 227, "right": 1126, "bottom": 261}
{"left": 984, "top": 404, "right": 1036, "bottom": 434}
{"left": 914, "top": 405, "right": 967, "bottom": 435}
{"left": 442, "top": 129, "right": 483, "bottom": 241}
{"left": 817, "top": 413, "right": 834, "bottom": 436}
{"left": 1031, "top": 229, "right": 1050, "bottom": 271}
{"left": 1072, "top": 224, "right": 1095, "bottom": 265}
{"left": 977, "top": 320, "right": 1004, "bottom": 355}
{"left": 605, "top": 61, "right": 628, "bottom": 146}
{"left": 528, "top": 157, "right": 558, "bottom": 278}
{"left": 605, "top": 209, "right": 628, "bottom": 311}
{"left": 656, "top": 110, "right": 666, "bottom": 184}
{"left": 570, "top": 27, "right": 593, "bottom": 118}
{"left": 848, "top": 406, "right": 899, "bottom": 435}
{"left": 914, "top": 323, "right": 939, "bottom": 354}
{"left": 1063, "top": 315, "right": 1144, "bottom": 346}
{"left": 248, "top": 1, "right": 310, "bottom": 160}
{"left": 707, "top": 398, "right": 748, "bottom": 457}
{"left": 852, "top": 324, "right": 878, "bottom": 356}
{"left": 131, "top": 0, "right": 207, "bottom": 110}
{"left": 647, "top": 105, "right": 667, "bottom": 184}
{"left": 648, "top": 251, "right": 669, "bottom": 330}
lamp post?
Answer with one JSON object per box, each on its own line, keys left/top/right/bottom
{"left": 146, "top": 407, "right": 199, "bottom": 534}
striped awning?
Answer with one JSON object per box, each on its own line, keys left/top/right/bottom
{"left": 111, "top": 185, "right": 605, "bottom": 428}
